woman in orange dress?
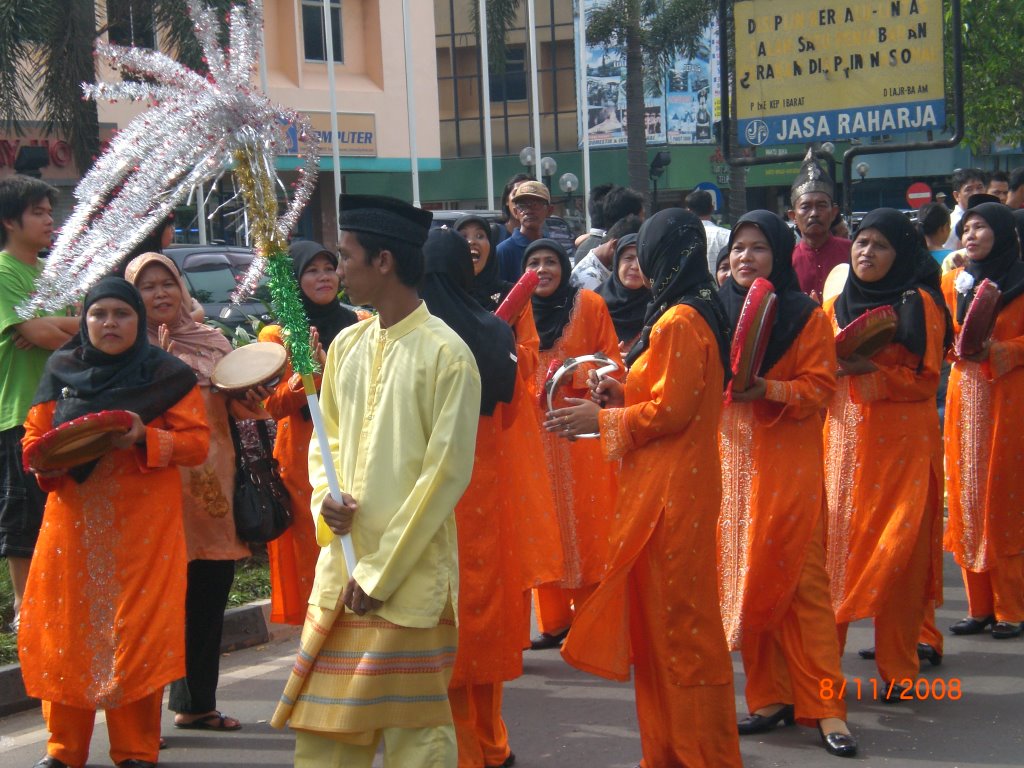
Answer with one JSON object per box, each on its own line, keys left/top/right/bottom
{"left": 521, "top": 238, "right": 621, "bottom": 649}
{"left": 594, "top": 233, "right": 650, "bottom": 356}
{"left": 717, "top": 211, "right": 854, "bottom": 757}
{"left": 258, "top": 241, "right": 359, "bottom": 625}
{"left": 823, "top": 208, "right": 951, "bottom": 698}
{"left": 20, "top": 278, "right": 208, "bottom": 768}
{"left": 456, "top": 215, "right": 564, "bottom": 643}
{"left": 943, "top": 202, "right": 1024, "bottom": 639}
{"left": 420, "top": 228, "right": 523, "bottom": 768}
{"left": 555, "top": 209, "right": 742, "bottom": 767}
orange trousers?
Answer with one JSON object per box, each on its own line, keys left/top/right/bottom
{"left": 962, "top": 553, "right": 1024, "bottom": 622}
{"left": 919, "top": 602, "right": 944, "bottom": 654}
{"left": 42, "top": 688, "right": 163, "bottom": 767}
{"left": 448, "top": 683, "right": 511, "bottom": 768}
{"left": 838, "top": 496, "right": 934, "bottom": 684}
{"left": 741, "top": 528, "right": 847, "bottom": 724}
{"left": 533, "top": 583, "right": 597, "bottom": 636}
{"left": 630, "top": 526, "right": 742, "bottom": 768}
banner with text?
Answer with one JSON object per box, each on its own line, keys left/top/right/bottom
{"left": 734, "top": 0, "right": 945, "bottom": 146}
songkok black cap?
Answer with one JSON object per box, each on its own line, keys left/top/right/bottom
{"left": 338, "top": 194, "right": 433, "bottom": 246}
{"left": 790, "top": 148, "right": 835, "bottom": 206}
{"left": 966, "top": 193, "right": 1001, "bottom": 209}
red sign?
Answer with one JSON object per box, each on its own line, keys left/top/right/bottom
{"left": 906, "top": 182, "right": 932, "bottom": 209}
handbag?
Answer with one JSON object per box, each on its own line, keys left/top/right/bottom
{"left": 229, "top": 416, "right": 293, "bottom": 544}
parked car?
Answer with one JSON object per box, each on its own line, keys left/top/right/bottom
{"left": 429, "top": 209, "right": 578, "bottom": 261}
{"left": 163, "top": 244, "right": 272, "bottom": 331}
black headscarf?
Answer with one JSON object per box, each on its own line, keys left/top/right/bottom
{"left": 626, "top": 209, "right": 732, "bottom": 387}
{"left": 523, "top": 238, "right": 579, "bottom": 351}
{"left": 421, "top": 229, "right": 517, "bottom": 416}
{"left": 289, "top": 240, "right": 358, "bottom": 349}
{"left": 954, "top": 203, "right": 1024, "bottom": 323}
{"left": 719, "top": 211, "right": 818, "bottom": 377}
{"left": 837, "top": 208, "right": 952, "bottom": 358}
{"left": 595, "top": 233, "right": 650, "bottom": 344}
{"left": 456, "top": 214, "right": 511, "bottom": 312}
{"left": 33, "top": 278, "right": 197, "bottom": 481}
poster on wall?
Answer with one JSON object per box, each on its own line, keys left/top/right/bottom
{"left": 581, "top": 0, "right": 718, "bottom": 148}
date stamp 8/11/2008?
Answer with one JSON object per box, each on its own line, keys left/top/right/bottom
{"left": 820, "top": 677, "right": 962, "bottom": 702}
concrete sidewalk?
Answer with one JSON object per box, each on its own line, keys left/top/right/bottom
{"left": 0, "top": 598, "right": 298, "bottom": 717}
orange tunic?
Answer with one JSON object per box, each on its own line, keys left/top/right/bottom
{"left": 19, "top": 387, "right": 209, "bottom": 710}
{"left": 562, "top": 304, "right": 741, "bottom": 768}
{"left": 534, "top": 290, "right": 621, "bottom": 589}
{"left": 259, "top": 324, "right": 321, "bottom": 625}
{"left": 718, "top": 308, "right": 838, "bottom": 648}
{"left": 942, "top": 270, "right": 1024, "bottom": 570}
{"left": 823, "top": 291, "right": 945, "bottom": 623}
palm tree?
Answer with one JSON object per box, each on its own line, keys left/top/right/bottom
{"left": 0, "top": 0, "right": 235, "bottom": 174}
{"left": 476, "top": 0, "right": 715, "bottom": 201}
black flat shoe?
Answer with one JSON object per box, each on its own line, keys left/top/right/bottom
{"left": 882, "top": 682, "right": 908, "bottom": 703}
{"left": 949, "top": 615, "right": 995, "bottom": 635}
{"left": 33, "top": 758, "right": 71, "bottom": 768}
{"left": 117, "top": 761, "right": 157, "bottom": 768}
{"left": 991, "top": 621, "right": 1023, "bottom": 639}
{"left": 918, "top": 642, "right": 942, "bottom": 666}
{"left": 737, "top": 704, "right": 795, "bottom": 734}
{"left": 529, "top": 629, "right": 568, "bottom": 650}
{"left": 857, "top": 646, "right": 875, "bottom": 659}
{"left": 818, "top": 723, "right": 858, "bottom": 757}
{"left": 485, "top": 752, "right": 516, "bottom": 768}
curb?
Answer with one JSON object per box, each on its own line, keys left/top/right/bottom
{"left": 0, "top": 598, "right": 297, "bottom": 718}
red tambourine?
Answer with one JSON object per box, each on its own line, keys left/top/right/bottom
{"left": 835, "top": 305, "right": 898, "bottom": 359}
{"left": 24, "top": 409, "right": 134, "bottom": 472}
{"left": 955, "top": 278, "right": 1000, "bottom": 358}
{"left": 730, "top": 277, "right": 777, "bottom": 393}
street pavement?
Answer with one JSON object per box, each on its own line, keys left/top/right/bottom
{"left": 1, "top": 552, "right": 1022, "bottom": 767}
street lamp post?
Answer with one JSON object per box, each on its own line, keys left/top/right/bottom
{"left": 540, "top": 156, "right": 558, "bottom": 191}
{"left": 649, "top": 150, "right": 672, "bottom": 211}
{"left": 559, "top": 172, "right": 579, "bottom": 219}
{"left": 519, "top": 146, "right": 536, "bottom": 178}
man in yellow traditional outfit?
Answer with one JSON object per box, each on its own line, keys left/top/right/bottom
{"left": 271, "top": 194, "right": 481, "bottom": 767}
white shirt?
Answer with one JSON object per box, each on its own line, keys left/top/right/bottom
{"left": 702, "top": 219, "right": 731, "bottom": 274}
{"left": 943, "top": 206, "right": 965, "bottom": 250}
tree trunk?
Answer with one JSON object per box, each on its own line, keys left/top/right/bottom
{"left": 70, "top": 0, "right": 100, "bottom": 173}
{"left": 624, "top": 1, "right": 649, "bottom": 203}
{"left": 727, "top": 117, "right": 747, "bottom": 221}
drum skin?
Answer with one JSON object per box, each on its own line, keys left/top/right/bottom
{"left": 835, "top": 305, "right": 898, "bottom": 359}
{"left": 211, "top": 341, "right": 287, "bottom": 396}
{"left": 23, "top": 409, "right": 134, "bottom": 472}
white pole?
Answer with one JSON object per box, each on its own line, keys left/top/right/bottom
{"left": 526, "top": 0, "right": 542, "bottom": 182}
{"left": 196, "top": 182, "right": 207, "bottom": 244}
{"left": 258, "top": 17, "right": 269, "bottom": 92}
{"left": 576, "top": 0, "right": 592, "bottom": 230}
{"left": 479, "top": 0, "right": 495, "bottom": 209}
{"left": 402, "top": 0, "right": 421, "bottom": 206}
{"left": 322, "top": 0, "right": 343, "bottom": 232}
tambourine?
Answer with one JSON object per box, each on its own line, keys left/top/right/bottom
{"left": 955, "top": 278, "right": 1000, "bottom": 358}
{"left": 211, "top": 342, "right": 287, "bottom": 397}
{"left": 730, "top": 277, "right": 777, "bottom": 393}
{"left": 24, "top": 409, "right": 134, "bottom": 472}
{"left": 835, "top": 305, "right": 898, "bottom": 359}
{"left": 822, "top": 263, "right": 850, "bottom": 303}
{"left": 544, "top": 353, "right": 620, "bottom": 439}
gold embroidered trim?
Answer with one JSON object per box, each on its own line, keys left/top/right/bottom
{"left": 955, "top": 363, "right": 994, "bottom": 571}
{"left": 718, "top": 403, "right": 755, "bottom": 650}
{"left": 824, "top": 378, "right": 862, "bottom": 612}
{"left": 599, "top": 408, "right": 633, "bottom": 462}
{"left": 153, "top": 428, "right": 174, "bottom": 468}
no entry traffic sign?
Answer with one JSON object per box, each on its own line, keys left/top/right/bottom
{"left": 906, "top": 182, "right": 932, "bottom": 209}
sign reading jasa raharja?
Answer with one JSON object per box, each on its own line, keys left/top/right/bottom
{"left": 734, "top": 0, "right": 945, "bottom": 146}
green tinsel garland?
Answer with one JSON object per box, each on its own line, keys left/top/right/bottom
{"left": 265, "top": 250, "right": 318, "bottom": 376}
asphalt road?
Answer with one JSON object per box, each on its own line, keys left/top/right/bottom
{"left": 2, "top": 553, "right": 1022, "bottom": 767}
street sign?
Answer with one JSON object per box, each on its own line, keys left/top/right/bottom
{"left": 906, "top": 181, "right": 932, "bottom": 209}
{"left": 695, "top": 181, "right": 724, "bottom": 211}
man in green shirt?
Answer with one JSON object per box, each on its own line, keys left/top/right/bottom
{"left": 0, "top": 175, "right": 78, "bottom": 632}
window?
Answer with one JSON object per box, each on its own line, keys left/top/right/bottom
{"left": 489, "top": 48, "right": 527, "bottom": 102}
{"left": 302, "top": 0, "right": 344, "bottom": 63}
{"left": 107, "top": 0, "right": 155, "bottom": 49}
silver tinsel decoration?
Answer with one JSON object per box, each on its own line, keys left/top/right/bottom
{"left": 19, "top": 0, "right": 319, "bottom": 317}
